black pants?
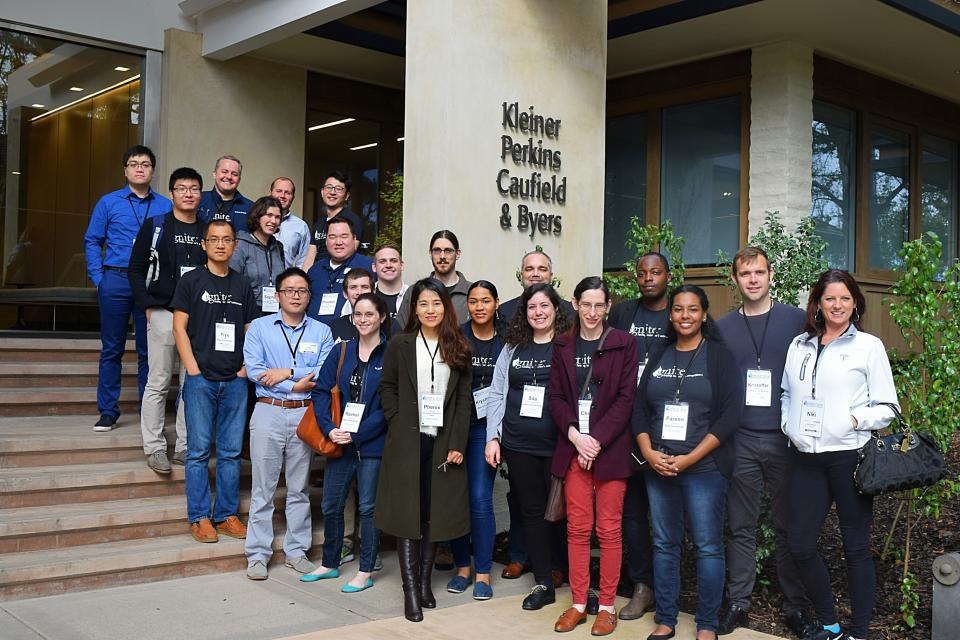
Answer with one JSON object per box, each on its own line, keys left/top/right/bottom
{"left": 503, "top": 447, "right": 566, "bottom": 586}
{"left": 787, "top": 449, "right": 874, "bottom": 638}
{"left": 622, "top": 472, "right": 654, "bottom": 587}
{"left": 419, "top": 434, "right": 435, "bottom": 533}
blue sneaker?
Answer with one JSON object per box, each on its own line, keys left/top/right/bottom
{"left": 446, "top": 574, "right": 472, "bottom": 593}
{"left": 299, "top": 568, "right": 339, "bottom": 582}
{"left": 473, "top": 581, "right": 493, "bottom": 600}
{"left": 341, "top": 577, "right": 374, "bottom": 593}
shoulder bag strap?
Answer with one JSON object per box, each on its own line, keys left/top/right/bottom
{"left": 579, "top": 326, "right": 613, "bottom": 399}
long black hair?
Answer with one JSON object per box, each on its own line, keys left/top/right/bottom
{"left": 665, "top": 284, "right": 722, "bottom": 343}
{"left": 570, "top": 276, "right": 609, "bottom": 335}
{"left": 467, "top": 279, "right": 501, "bottom": 328}
{"left": 504, "top": 283, "right": 572, "bottom": 347}
{"left": 403, "top": 278, "right": 471, "bottom": 370}
{"left": 352, "top": 292, "right": 391, "bottom": 339}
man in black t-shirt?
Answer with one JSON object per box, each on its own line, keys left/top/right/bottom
{"left": 303, "top": 171, "right": 364, "bottom": 270}
{"left": 172, "top": 219, "right": 258, "bottom": 545}
{"left": 372, "top": 243, "right": 407, "bottom": 328}
{"left": 327, "top": 268, "right": 374, "bottom": 344}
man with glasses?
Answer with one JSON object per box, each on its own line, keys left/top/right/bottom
{"left": 128, "top": 167, "right": 205, "bottom": 473}
{"left": 396, "top": 229, "right": 471, "bottom": 328}
{"left": 84, "top": 145, "right": 172, "bottom": 431}
{"left": 197, "top": 155, "right": 254, "bottom": 231}
{"left": 243, "top": 267, "right": 334, "bottom": 579}
{"left": 305, "top": 216, "right": 373, "bottom": 325}
{"left": 303, "top": 171, "right": 364, "bottom": 271}
{"left": 272, "top": 177, "right": 310, "bottom": 268}
{"left": 172, "top": 219, "right": 258, "bottom": 544}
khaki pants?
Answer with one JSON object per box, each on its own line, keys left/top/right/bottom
{"left": 140, "top": 308, "right": 187, "bottom": 455}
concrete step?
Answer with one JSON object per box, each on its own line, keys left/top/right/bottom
{"left": 0, "top": 362, "right": 148, "bottom": 388}
{"left": 0, "top": 386, "right": 153, "bottom": 417}
{"left": 0, "top": 338, "right": 137, "bottom": 363}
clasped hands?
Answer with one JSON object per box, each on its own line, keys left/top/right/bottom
{"left": 643, "top": 449, "right": 688, "bottom": 477}
{"left": 569, "top": 426, "right": 600, "bottom": 471}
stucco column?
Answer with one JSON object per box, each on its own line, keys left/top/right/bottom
{"left": 749, "top": 42, "right": 814, "bottom": 234}
{"left": 402, "top": 1, "right": 608, "bottom": 298}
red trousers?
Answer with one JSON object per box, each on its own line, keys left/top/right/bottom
{"left": 564, "top": 458, "right": 627, "bottom": 606}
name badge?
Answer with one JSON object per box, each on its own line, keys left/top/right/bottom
{"left": 473, "top": 386, "right": 490, "bottom": 419}
{"left": 745, "top": 369, "right": 773, "bottom": 407}
{"left": 662, "top": 402, "right": 689, "bottom": 441}
{"left": 578, "top": 399, "right": 592, "bottom": 434}
{"left": 637, "top": 359, "right": 647, "bottom": 386}
{"left": 318, "top": 293, "right": 339, "bottom": 316}
{"left": 340, "top": 402, "right": 365, "bottom": 433}
{"left": 180, "top": 265, "right": 196, "bottom": 277}
{"left": 299, "top": 342, "right": 318, "bottom": 354}
{"left": 261, "top": 286, "right": 279, "bottom": 313}
{"left": 420, "top": 393, "right": 444, "bottom": 427}
{"left": 215, "top": 322, "right": 235, "bottom": 352}
{"left": 800, "top": 397, "right": 825, "bottom": 437}
{"left": 519, "top": 384, "right": 545, "bottom": 418}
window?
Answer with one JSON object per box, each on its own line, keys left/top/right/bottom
{"left": 603, "top": 113, "right": 646, "bottom": 269}
{"left": 920, "top": 135, "right": 958, "bottom": 273}
{"left": 811, "top": 101, "right": 856, "bottom": 270}
{"left": 868, "top": 126, "right": 911, "bottom": 271}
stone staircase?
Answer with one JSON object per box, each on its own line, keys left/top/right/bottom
{"left": 0, "top": 337, "right": 323, "bottom": 601}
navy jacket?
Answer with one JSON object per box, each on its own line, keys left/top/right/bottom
{"left": 305, "top": 252, "right": 375, "bottom": 323}
{"left": 197, "top": 189, "right": 253, "bottom": 230}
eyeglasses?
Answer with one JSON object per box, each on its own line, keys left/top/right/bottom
{"left": 125, "top": 161, "right": 153, "bottom": 170}
{"left": 322, "top": 184, "right": 346, "bottom": 194}
{"left": 430, "top": 247, "right": 457, "bottom": 256}
{"left": 278, "top": 288, "right": 310, "bottom": 297}
{"left": 577, "top": 303, "right": 609, "bottom": 313}
{"left": 203, "top": 237, "right": 235, "bottom": 245}
{"left": 172, "top": 186, "right": 201, "bottom": 195}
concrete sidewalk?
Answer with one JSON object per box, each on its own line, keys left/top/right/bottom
{"left": 0, "top": 551, "right": 786, "bottom": 640}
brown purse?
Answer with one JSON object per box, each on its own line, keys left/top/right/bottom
{"left": 296, "top": 342, "right": 347, "bottom": 458}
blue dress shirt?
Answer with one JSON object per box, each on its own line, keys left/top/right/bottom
{"left": 244, "top": 313, "right": 335, "bottom": 400}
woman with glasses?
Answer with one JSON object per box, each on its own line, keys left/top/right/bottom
{"left": 375, "top": 279, "right": 473, "bottom": 622}
{"left": 229, "top": 195, "right": 286, "bottom": 316}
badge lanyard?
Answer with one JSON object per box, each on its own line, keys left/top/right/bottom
{"left": 207, "top": 267, "right": 233, "bottom": 323}
{"left": 471, "top": 332, "right": 498, "bottom": 388}
{"left": 179, "top": 219, "right": 201, "bottom": 267}
{"left": 128, "top": 194, "right": 152, "bottom": 229}
{"left": 420, "top": 329, "right": 440, "bottom": 393}
{"left": 810, "top": 341, "right": 827, "bottom": 400}
{"left": 279, "top": 322, "right": 306, "bottom": 366}
{"left": 740, "top": 302, "right": 773, "bottom": 369}
{"left": 673, "top": 338, "right": 705, "bottom": 402}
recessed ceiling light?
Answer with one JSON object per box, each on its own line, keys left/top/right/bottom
{"left": 397, "top": 136, "right": 405, "bottom": 142}
{"left": 308, "top": 117, "right": 355, "bottom": 132}
{"left": 114, "top": 66, "right": 130, "bottom": 72}
{"left": 349, "top": 142, "right": 378, "bottom": 151}
{"left": 11, "top": 171, "right": 21, "bottom": 175}
{"left": 30, "top": 103, "right": 45, "bottom": 108}
{"left": 69, "top": 86, "right": 84, "bottom": 92}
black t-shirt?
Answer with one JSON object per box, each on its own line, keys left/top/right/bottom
{"left": 376, "top": 290, "right": 400, "bottom": 320}
{"left": 328, "top": 315, "right": 358, "bottom": 344}
{"left": 575, "top": 336, "right": 600, "bottom": 398}
{"left": 350, "top": 359, "right": 367, "bottom": 403}
{"left": 311, "top": 208, "right": 364, "bottom": 259}
{"left": 645, "top": 343, "right": 715, "bottom": 473}
{"left": 503, "top": 341, "right": 556, "bottom": 457}
{"left": 629, "top": 305, "right": 670, "bottom": 363}
{"left": 465, "top": 327, "right": 502, "bottom": 423}
{"left": 172, "top": 219, "right": 203, "bottom": 275}
{"left": 170, "top": 266, "right": 258, "bottom": 381}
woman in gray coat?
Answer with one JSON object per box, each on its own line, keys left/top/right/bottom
{"left": 375, "top": 278, "right": 473, "bottom": 622}
{"left": 229, "top": 195, "right": 286, "bottom": 315}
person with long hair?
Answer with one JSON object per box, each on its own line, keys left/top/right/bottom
{"left": 447, "top": 280, "right": 504, "bottom": 600}
{"left": 229, "top": 196, "right": 286, "bottom": 315}
{"left": 485, "top": 282, "right": 572, "bottom": 612}
{"left": 547, "top": 276, "right": 638, "bottom": 635}
{"left": 301, "top": 293, "right": 391, "bottom": 592}
{"left": 633, "top": 285, "right": 742, "bottom": 640}
{"left": 781, "top": 270, "right": 898, "bottom": 640}
{"left": 375, "top": 279, "right": 473, "bottom": 622}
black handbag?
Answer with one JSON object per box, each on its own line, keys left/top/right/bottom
{"left": 853, "top": 402, "right": 947, "bottom": 496}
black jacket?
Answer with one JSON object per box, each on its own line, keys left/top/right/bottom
{"left": 128, "top": 212, "right": 202, "bottom": 310}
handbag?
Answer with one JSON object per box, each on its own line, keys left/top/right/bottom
{"left": 295, "top": 342, "right": 347, "bottom": 458}
{"left": 853, "top": 402, "right": 947, "bottom": 496}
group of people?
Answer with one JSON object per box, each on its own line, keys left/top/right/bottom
{"left": 84, "top": 145, "right": 900, "bottom": 640}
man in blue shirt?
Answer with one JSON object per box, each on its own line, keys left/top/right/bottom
{"left": 84, "top": 145, "right": 173, "bottom": 430}
{"left": 243, "top": 267, "right": 334, "bottom": 579}
{"left": 272, "top": 177, "right": 310, "bottom": 268}
{"left": 196, "top": 155, "right": 254, "bottom": 230}
{"left": 305, "top": 216, "right": 374, "bottom": 325}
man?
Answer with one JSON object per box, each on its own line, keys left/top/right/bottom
{"left": 497, "top": 250, "right": 573, "bottom": 332}
{"left": 715, "top": 247, "right": 814, "bottom": 638}
{"left": 607, "top": 252, "right": 672, "bottom": 621}
{"left": 128, "top": 167, "right": 205, "bottom": 473}
{"left": 305, "top": 216, "right": 373, "bottom": 325}
{"left": 327, "top": 269, "right": 374, "bottom": 344}
{"left": 243, "top": 267, "right": 334, "bottom": 579}
{"left": 272, "top": 177, "right": 310, "bottom": 268}
{"left": 371, "top": 243, "right": 408, "bottom": 325}
{"left": 84, "top": 145, "right": 172, "bottom": 431}
{"left": 197, "top": 155, "right": 254, "bottom": 230}
{"left": 172, "top": 219, "right": 258, "bottom": 544}
{"left": 303, "top": 171, "right": 364, "bottom": 270}
{"left": 396, "top": 229, "right": 471, "bottom": 327}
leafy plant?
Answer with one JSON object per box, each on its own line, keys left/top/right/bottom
{"left": 603, "top": 217, "right": 685, "bottom": 300}
{"left": 376, "top": 171, "right": 403, "bottom": 250}
{"left": 717, "top": 211, "right": 827, "bottom": 307}
{"left": 515, "top": 244, "right": 562, "bottom": 289}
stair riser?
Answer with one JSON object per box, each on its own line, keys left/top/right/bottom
{"left": 0, "top": 400, "right": 146, "bottom": 418}
{"left": 0, "top": 375, "right": 142, "bottom": 389}
{"left": 0, "top": 447, "right": 150, "bottom": 468}
{"left": 0, "top": 480, "right": 186, "bottom": 509}
{"left": 0, "top": 351, "right": 138, "bottom": 363}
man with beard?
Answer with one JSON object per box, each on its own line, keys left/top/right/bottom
{"left": 396, "top": 229, "right": 471, "bottom": 327}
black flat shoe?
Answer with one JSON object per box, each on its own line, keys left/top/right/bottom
{"left": 645, "top": 628, "right": 675, "bottom": 640}
{"left": 718, "top": 604, "right": 749, "bottom": 635}
{"left": 521, "top": 584, "right": 555, "bottom": 610}
{"left": 783, "top": 610, "right": 819, "bottom": 639}
{"left": 586, "top": 588, "right": 599, "bottom": 615}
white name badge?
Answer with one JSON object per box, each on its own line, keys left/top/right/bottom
{"left": 637, "top": 360, "right": 647, "bottom": 386}
{"left": 261, "top": 286, "right": 279, "bottom": 313}
{"left": 578, "top": 399, "right": 592, "bottom": 434}
{"left": 299, "top": 342, "right": 318, "bottom": 354}
{"left": 340, "top": 402, "right": 365, "bottom": 433}
{"left": 662, "top": 402, "right": 689, "bottom": 441}
{"left": 318, "top": 293, "right": 339, "bottom": 316}
{"left": 745, "top": 368, "right": 773, "bottom": 407}
{"left": 800, "top": 397, "right": 825, "bottom": 437}
{"left": 473, "top": 386, "right": 490, "bottom": 419}
{"left": 215, "top": 322, "right": 235, "bottom": 352}
{"left": 420, "top": 393, "right": 444, "bottom": 427}
{"left": 180, "top": 265, "right": 196, "bottom": 277}
{"left": 519, "top": 384, "right": 545, "bottom": 418}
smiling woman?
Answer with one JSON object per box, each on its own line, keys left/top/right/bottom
{"left": 229, "top": 196, "right": 287, "bottom": 315}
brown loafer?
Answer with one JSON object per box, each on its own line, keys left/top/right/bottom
{"left": 591, "top": 611, "right": 618, "bottom": 636}
{"left": 554, "top": 607, "right": 588, "bottom": 633}
{"left": 501, "top": 561, "right": 530, "bottom": 579}
{"left": 215, "top": 515, "right": 247, "bottom": 539}
{"left": 191, "top": 518, "right": 218, "bottom": 543}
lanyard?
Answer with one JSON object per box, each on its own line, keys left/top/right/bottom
{"left": 673, "top": 338, "right": 705, "bottom": 402}
{"left": 577, "top": 335, "right": 600, "bottom": 399}
{"left": 352, "top": 359, "right": 369, "bottom": 403}
{"left": 253, "top": 233, "right": 276, "bottom": 281}
{"left": 177, "top": 219, "right": 200, "bottom": 266}
{"left": 279, "top": 321, "right": 306, "bottom": 366}
{"left": 810, "top": 325, "right": 851, "bottom": 399}
{"left": 740, "top": 301, "right": 773, "bottom": 368}
{"left": 420, "top": 329, "right": 440, "bottom": 393}
{"left": 469, "top": 329, "right": 499, "bottom": 387}
{"left": 327, "top": 258, "right": 349, "bottom": 292}
{"left": 128, "top": 194, "right": 151, "bottom": 229}
{"left": 206, "top": 266, "right": 232, "bottom": 322}
{"left": 214, "top": 198, "right": 236, "bottom": 221}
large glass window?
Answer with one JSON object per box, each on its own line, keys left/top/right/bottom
{"left": 603, "top": 113, "right": 646, "bottom": 270}
{"left": 869, "top": 126, "right": 910, "bottom": 271}
{"left": 660, "top": 96, "right": 741, "bottom": 266}
{"left": 920, "top": 134, "right": 958, "bottom": 274}
{"left": 811, "top": 101, "right": 857, "bottom": 270}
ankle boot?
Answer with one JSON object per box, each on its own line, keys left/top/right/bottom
{"left": 398, "top": 537, "right": 423, "bottom": 622}
{"left": 419, "top": 523, "right": 437, "bottom": 608}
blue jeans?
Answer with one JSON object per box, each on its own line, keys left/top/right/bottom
{"left": 450, "top": 422, "right": 497, "bottom": 573}
{"left": 183, "top": 374, "right": 247, "bottom": 523}
{"left": 321, "top": 447, "right": 382, "bottom": 573}
{"left": 97, "top": 268, "right": 147, "bottom": 417}
{"left": 646, "top": 470, "right": 728, "bottom": 632}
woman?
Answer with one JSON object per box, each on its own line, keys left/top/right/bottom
{"left": 633, "top": 285, "right": 741, "bottom": 640}
{"left": 229, "top": 196, "right": 286, "bottom": 315}
{"left": 548, "top": 277, "right": 638, "bottom": 636}
{"left": 375, "top": 278, "right": 473, "bottom": 623}
{"left": 447, "top": 281, "right": 504, "bottom": 600}
{"left": 781, "top": 270, "right": 898, "bottom": 640}
{"left": 301, "top": 293, "right": 390, "bottom": 592}
{"left": 485, "top": 283, "right": 572, "bottom": 612}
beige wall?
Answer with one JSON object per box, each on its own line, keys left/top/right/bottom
{"left": 402, "top": 1, "right": 608, "bottom": 300}
{"left": 158, "top": 29, "right": 307, "bottom": 216}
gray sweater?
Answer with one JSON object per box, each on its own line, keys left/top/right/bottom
{"left": 228, "top": 230, "right": 286, "bottom": 308}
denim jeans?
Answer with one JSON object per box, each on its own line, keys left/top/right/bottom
{"left": 321, "top": 447, "right": 382, "bottom": 573}
{"left": 646, "top": 469, "right": 728, "bottom": 632}
{"left": 183, "top": 374, "right": 247, "bottom": 523}
{"left": 450, "top": 421, "right": 497, "bottom": 573}
{"left": 97, "top": 268, "right": 147, "bottom": 417}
